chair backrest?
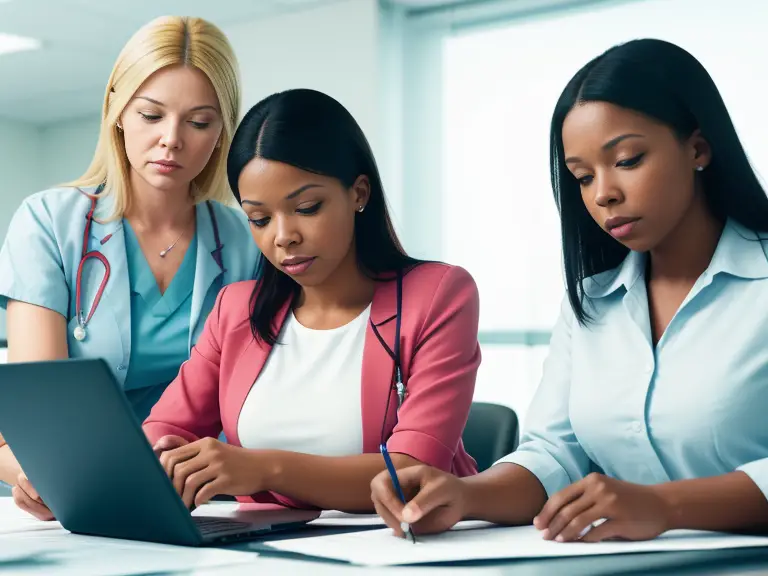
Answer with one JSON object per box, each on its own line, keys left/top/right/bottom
{"left": 462, "top": 402, "right": 519, "bottom": 472}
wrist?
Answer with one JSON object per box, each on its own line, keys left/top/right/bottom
{"left": 651, "top": 482, "right": 682, "bottom": 531}
{"left": 460, "top": 475, "right": 485, "bottom": 520}
{"left": 249, "top": 449, "right": 282, "bottom": 493}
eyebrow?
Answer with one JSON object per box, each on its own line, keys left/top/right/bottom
{"left": 134, "top": 96, "right": 218, "bottom": 113}
{"left": 241, "top": 184, "right": 324, "bottom": 207}
{"left": 564, "top": 133, "right": 645, "bottom": 164}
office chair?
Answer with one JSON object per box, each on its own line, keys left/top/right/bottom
{"left": 462, "top": 402, "right": 519, "bottom": 472}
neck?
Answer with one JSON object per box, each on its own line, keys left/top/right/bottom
{"left": 648, "top": 194, "right": 724, "bottom": 281}
{"left": 124, "top": 170, "right": 195, "bottom": 231}
{"left": 297, "top": 247, "right": 376, "bottom": 312}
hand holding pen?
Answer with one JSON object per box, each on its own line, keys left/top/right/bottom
{"left": 371, "top": 463, "right": 467, "bottom": 538}
{"left": 379, "top": 443, "right": 417, "bottom": 543}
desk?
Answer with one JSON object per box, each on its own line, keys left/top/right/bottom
{"left": 0, "top": 498, "right": 767, "bottom": 575}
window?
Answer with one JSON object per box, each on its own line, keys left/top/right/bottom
{"left": 438, "top": 0, "right": 768, "bottom": 427}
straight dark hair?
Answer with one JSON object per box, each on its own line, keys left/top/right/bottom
{"left": 227, "top": 88, "right": 420, "bottom": 345}
{"left": 551, "top": 38, "right": 768, "bottom": 325}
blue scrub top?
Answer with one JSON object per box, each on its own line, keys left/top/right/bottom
{"left": 0, "top": 186, "right": 262, "bottom": 424}
{"left": 122, "top": 220, "right": 198, "bottom": 422}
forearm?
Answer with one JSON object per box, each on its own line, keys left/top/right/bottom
{"left": 655, "top": 471, "right": 768, "bottom": 532}
{"left": 261, "top": 450, "right": 420, "bottom": 512}
{"left": 462, "top": 463, "right": 548, "bottom": 525}
{"left": 0, "top": 444, "right": 22, "bottom": 486}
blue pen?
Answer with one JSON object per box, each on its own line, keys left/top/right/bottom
{"left": 380, "top": 443, "right": 416, "bottom": 543}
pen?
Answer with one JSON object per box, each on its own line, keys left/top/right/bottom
{"left": 380, "top": 443, "right": 416, "bottom": 543}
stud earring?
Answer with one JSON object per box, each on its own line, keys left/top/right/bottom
{"left": 357, "top": 205, "right": 365, "bottom": 213}
{"left": 116, "top": 122, "right": 123, "bottom": 131}
{"left": 696, "top": 165, "right": 704, "bottom": 172}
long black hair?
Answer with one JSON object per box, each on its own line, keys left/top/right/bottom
{"left": 551, "top": 38, "right": 768, "bottom": 325}
{"left": 227, "top": 88, "right": 420, "bottom": 345}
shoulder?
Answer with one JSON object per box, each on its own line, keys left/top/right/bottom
{"left": 215, "top": 280, "right": 258, "bottom": 319}
{"left": 6, "top": 187, "right": 96, "bottom": 246}
{"left": 14, "top": 186, "right": 93, "bottom": 220}
{"left": 207, "top": 201, "right": 250, "bottom": 237}
{"left": 402, "top": 261, "right": 478, "bottom": 301}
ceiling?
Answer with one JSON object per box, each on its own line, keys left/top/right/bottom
{"left": 0, "top": 0, "right": 462, "bottom": 126}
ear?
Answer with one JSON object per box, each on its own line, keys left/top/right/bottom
{"left": 350, "top": 175, "right": 371, "bottom": 212}
{"left": 688, "top": 129, "right": 712, "bottom": 172}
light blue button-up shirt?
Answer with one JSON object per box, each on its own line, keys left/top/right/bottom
{"left": 499, "top": 218, "right": 768, "bottom": 502}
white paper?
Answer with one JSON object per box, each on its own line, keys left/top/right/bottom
{"left": 268, "top": 521, "right": 768, "bottom": 566}
{"left": 310, "top": 510, "right": 385, "bottom": 527}
{"left": 0, "top": 498, "right": 64, "bottom": 535}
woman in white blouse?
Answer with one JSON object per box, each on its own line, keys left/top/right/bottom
{"left": 370, "top": 38, "right": 768, "bottom": 541}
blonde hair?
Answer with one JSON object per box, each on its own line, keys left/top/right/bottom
{"left": 67, "top": 15, "right": 241, "bottom": 218}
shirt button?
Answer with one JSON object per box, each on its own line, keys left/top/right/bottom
{"left": 116, "top": 364, "right": 126, "bottom": 371}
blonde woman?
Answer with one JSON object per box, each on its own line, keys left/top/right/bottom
{"left": 0, "top": 16, "right": 259, "bottom": 519}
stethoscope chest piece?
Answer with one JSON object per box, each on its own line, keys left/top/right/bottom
{"left": 73, "top": 325, "right": 87, "bottom": 342}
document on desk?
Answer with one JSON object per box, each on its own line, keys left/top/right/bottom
{"left": 267, "top": 521, "right": 768, "bottom": 566}
{"left": 0, "top": 498, "right": 63, "bottom": 535}
{"left": 310, "top": 511, "right": 385, "bottom": 527}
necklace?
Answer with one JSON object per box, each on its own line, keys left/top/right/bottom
{"left": 158, "top": 211, "right": 195, "bottom": 257}
{"left": 159, "top": 229, "right": 186, "bottom": 257}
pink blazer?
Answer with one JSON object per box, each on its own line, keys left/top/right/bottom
{"left": 143, "top": 262, "right": 480, "bottom": 508}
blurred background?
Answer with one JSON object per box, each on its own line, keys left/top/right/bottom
{"left": 0, "top": 0, "right": 766, "bottom": 426}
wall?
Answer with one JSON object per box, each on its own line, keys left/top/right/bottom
{"left": 40, "top": 116, "right": 101, "bottom": 187}
{"left": 0, "top": 119, "right": 44, "bottom": 243}
{"left": 223, "top": 0, "right": 403, "bottom": 225}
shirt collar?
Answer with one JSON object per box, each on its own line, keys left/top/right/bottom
{"left": 583, "top": 218, "right": 768, "bottom": 299}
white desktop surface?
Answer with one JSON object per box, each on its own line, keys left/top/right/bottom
{"left": 3, "top": 497, "right": 768, "bottom": 575}
{"left": 0, "top": 498, "right": 480, "bottom": 575}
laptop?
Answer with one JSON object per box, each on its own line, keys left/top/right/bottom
{"left": 0, "top": 358, "right": 319, "bottom": 546}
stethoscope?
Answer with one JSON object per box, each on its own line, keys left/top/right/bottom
{"left": 72, "top": 185, "right": 224, "bottom": 342}
{"left": 370, "top": 269, "right": 407, "bottom": 442}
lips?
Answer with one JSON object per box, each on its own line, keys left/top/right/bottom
{"left": 153, "top": 160, "right": 182, "bottom": 168}
{"left": 281, "top": 256, "right": 314, "bottom": 267}
{"left": 280, "top": 256, "right": 316, "bottom": 276}
{"left": 605, "top": 216, "right": 640, "bottom": 230}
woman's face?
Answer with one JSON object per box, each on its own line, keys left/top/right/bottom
{"left": 237, "top": 158, "right": 369, "bottom": 287}
{"left": 562, "top": 101, "right": 711, "bottom": 253}
{"left": 120, "top": 65, "right": 223, "bottom": 193}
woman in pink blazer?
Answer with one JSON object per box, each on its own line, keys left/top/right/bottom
{"left": 143, "top": 88, "right": 480, "bottom": 512}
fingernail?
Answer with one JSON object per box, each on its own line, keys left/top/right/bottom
{"left": 540, "top": 529, "right": 550, "bottom": 539}
{"left": 402, "top": 505, "right": 419, "bottom": 523}
{"left": 556, "top": 535, "right": 564, "bottom": 542}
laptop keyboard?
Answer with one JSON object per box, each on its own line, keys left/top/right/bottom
{"left": 193, "top": 516, "right": 255, "bottom": 536}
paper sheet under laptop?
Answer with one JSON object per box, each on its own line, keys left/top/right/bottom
{"left": 268, "top": 521, "right": 768, "bottom": 566}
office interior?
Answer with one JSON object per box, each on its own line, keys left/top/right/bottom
{"left": 0, "top": 0, "right": 767, "bottom": 571}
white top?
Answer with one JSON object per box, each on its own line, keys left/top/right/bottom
{"left": 237, "top": 305, "right": 370, "bottom": 456}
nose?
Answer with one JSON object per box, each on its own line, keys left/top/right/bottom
{"left": 274, "top": 215, "right": 301, "bottom": 249}
{"left": 159, "top": 119, "right": 183, "bottom": 150}
{"left": 593, "top": 172, "right": 624, "bottom": 208}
